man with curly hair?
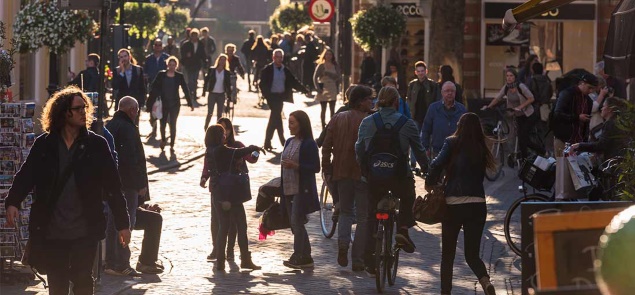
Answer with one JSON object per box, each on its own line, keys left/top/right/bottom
{"left": 4, "top": 86, "right": 131, "bottom": 294}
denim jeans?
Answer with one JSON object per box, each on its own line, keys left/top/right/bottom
{"left": 185, "top": 66, "right": 199, "bottom": 99}
{"left": 43, "top": 237, "right": 97, "bottom": 295}
{"left": 204, "top": 92, "right": 225, "bottom": 130}
{"left": 134, "top": 207, "right": 162, "bottom": 265}
{"left": 335, "top": 178, "right": 368, "bottom": 266}
{"left": 285, "top": 195, "right": 311, "bottom": 259}
{"left": 441, "top": 202, "right": 489, "bottom": 294}
{"left": 210, "top": 196, "right": 237, "bottom": 254}
{"left": 214, "top": 201, "right": 249, "bottom": 262}
{"left": 105, "top": 189, "right": 137, "bottom": 271}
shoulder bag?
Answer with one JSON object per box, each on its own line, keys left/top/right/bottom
{"left": 212, "top": 149, "right": 251, "bottom": 203}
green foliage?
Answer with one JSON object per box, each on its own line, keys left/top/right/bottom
{"left": 216, "top": 15, "right": 246, "bottom": 37}
{"left": 161, "top": 6, "right": 191, "bottom": 38}
{"left": 269, "top": 3, "right": 312, "bottom": 34}
{"left": 13, "top": 1, "right": 96, "bottom": 54}
{"left": 350, "top": 5, "right": 406, "bottom": 52}
{"left": 615, "top": 102, "right": 635, "bottom": 201}
{"left": 0, "top": 21, "right": 17, "bottom": 88}
{"left": 117, "top": 3, "right": 162, "bottom": 39}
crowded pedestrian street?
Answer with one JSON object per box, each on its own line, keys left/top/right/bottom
{"left": 4, "top": 78, "right": 525, "bottom": 294}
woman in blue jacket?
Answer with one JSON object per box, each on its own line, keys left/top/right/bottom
{"left": 280, "top": 110, "right": 320, "bottom": 269}
{"left": 425, "top": 113, "right": 497, "bottom": 295}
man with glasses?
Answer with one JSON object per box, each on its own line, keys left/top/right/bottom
{"left": 104, "top": 96, "right": 149, "bottom": 277}
{"left": 144, "top": 39, "right": 170, "bottom": 139}
{"left": 4, "top": 86, "right": 131, "bottom": 294}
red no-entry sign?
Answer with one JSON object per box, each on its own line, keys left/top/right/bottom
{"left": 308, "top": 0, "right": 335, "bottom": 23}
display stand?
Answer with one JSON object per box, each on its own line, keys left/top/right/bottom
{"left": 0, "top": 101, "right": 37, "bottom": 284}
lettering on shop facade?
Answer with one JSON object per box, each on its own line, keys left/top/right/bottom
{"left": 391, "top": 3, "right": 423, "bottom": 18}
{"left": 484, "top": 3, "right": 595, "bottom": 20}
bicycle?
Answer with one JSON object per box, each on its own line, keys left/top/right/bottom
{"left": 319, "top": 180, "right": 337, "bottom": 238}
{"left": 480, "top": 105, "right": 510, "bottom": 181}
{"left": 374, "top": 192, "right": 401, "bottom": 292}
{"left": 503, "top": 154, "right": 622, "bottom": 256}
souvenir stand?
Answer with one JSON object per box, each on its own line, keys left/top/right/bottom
{"left": 0, "top": 101, "right": 36, "bottom": 283}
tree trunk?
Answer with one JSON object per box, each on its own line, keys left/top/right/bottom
{"left": 429, "top": 0, "right": 466, "bottom": 83}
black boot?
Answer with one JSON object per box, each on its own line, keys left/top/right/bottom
{"left": 240, "top": 251, "right": 261, "bottom": 270}
{"left": 216, "top": 255, "right": 225, "bottom": 271}
{"left": 226, "top": 247, "right": 235, "bottom": 261}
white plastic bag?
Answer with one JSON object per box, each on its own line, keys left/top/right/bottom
{"left": 151, "top": 97, "right": 163, "bottom": 120}
{"left": 555, "top": 156, "right": 582, "bottom": 200}
{"left": 566, "top": 153, "right": 597, "bottom": 195}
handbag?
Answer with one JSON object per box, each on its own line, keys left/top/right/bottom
{"left": 212, "top": 150, "right": 251, "bottom": 203}
{"left": 413, "top": 185, "right": 447, "bottom": 225}
{"left": 256, "top": 177, "right": 281, "bottom": 212}
{"left": 566, "top": 153, "right": 597, "bottom": 195}
{"left": 260, "top": 199, "right": 290, "bottom": 231}
{"left": 151, "top": 97, "right": 163, "bottom": 120}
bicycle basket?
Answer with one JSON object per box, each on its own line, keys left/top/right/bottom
{"left": 518, "top": 160, "right": 555, "bottom": 191}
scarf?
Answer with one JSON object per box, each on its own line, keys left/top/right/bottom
{"left": 506, "top": 82, "right": 519, "bottom": 90}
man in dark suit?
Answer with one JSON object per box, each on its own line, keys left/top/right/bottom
{"left": 259, "top": 49, "right": 308, "bottom": 150}
{"left": 181, "top": 28, "right": 207, "bottom": 101}
{"left": 113, "top": 49, "right": 147, "bottom": 112}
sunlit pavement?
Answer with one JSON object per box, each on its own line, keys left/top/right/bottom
{"left": 3, "top": 77, "right": 524, "bottom": 294}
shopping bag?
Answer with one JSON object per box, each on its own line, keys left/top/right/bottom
{"left": 555, "top": 156, "right": 582, "bottom": 200}
{"left": 151, "top": 97, "right": 163, "bottom": 120}
{"left": 566, "top": 153, "right": 597, "bottom": 195}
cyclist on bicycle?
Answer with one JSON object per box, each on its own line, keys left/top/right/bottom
{"left": 225, "top": 44, "right": 245, "bottom": 79}
{"left": 355, "top": 86, "right": 428, "bottom": 274}
{"left": 483, "top": 67, "right": 544, "bottom": 161}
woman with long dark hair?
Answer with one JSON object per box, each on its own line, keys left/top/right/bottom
{"left": 251, "top": 35, "right": 271, "bottom": 88}
{"left": 200, "top": 124, "right": 265, "bottom": 271}
{"left": 484, "top": 67, "right": 544, "bottom": 160}
{"left": 313, "top": 48, "right": 340, "bottom": 129}
{"left": 147, "top": 56, "right": 192, "bottom": 153}
{"left": 425, "top": 112, "right": 497, "bottom": 295}
{"left": 280, "top": 110, "right": 320, "bottom": 269}
{"left": 437, "top": 65, "right": 464, "bottom": 104}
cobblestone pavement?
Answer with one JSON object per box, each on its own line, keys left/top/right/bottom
{"left": 2, "top": 77, "right": 524, "bottom": 294}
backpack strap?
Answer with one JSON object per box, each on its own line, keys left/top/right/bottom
{"left": 372, "top": 112, "right": 408, "bottom": 131}
{"left": 392, "top": 115, "right": 408, "bottom": 131}
{"left": 372, "top": 112, "right": 385, "bottom": 129}
{"left": 505, "top": 84, "right": 528, "bottom": 100}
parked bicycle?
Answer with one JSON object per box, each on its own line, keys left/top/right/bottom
{"left": 374, "top": 192, "right": 401, "bottom": 292}
{"left": 503, "top": 154, "right": 622, "bottom": 256}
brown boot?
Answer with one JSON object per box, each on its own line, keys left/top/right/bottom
{"left": 240, "top": 251, "right": 261, "bottom": 270}
{"left": 479, "top": 276, "right": 496, "bottom": 295}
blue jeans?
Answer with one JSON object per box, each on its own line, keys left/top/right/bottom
{"left": 284, "top": 195, "right": 311, "bottom": 259}
{"left": 105, "top": 189, "right": 137, "bottom": 271}
{"left": 185, "top": 66, "right": 199, "bottom": 98}
{"left": 204, "top": 92, "right": 225, "bottom": 130}
{"left": 335, "top": 178, "right": 368, "bottom": 266}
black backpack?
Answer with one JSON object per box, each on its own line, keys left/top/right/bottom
{"left": 364, "top": 113, "right": 409, "bottom": 182}
{"left": 530, "top": 75, "right": 554, "bottom": 105}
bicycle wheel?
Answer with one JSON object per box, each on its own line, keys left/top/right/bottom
{"left": 504, "top": 193, "right": 550, "bottom": 256}
{"left": 375, "top": 220, "right": 388, "bottom": 293}
{"left": 485, "top": 128, "right": 506, "bottom": 181}
{"left": 319, "top": 182, "right": 337, "bottom": 238}
{"left": 387, "top": 219, "right": 399, "bottom": 286}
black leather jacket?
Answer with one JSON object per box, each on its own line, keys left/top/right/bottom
{"left": 5, "top": 129, "right": 130, "bottom": 241}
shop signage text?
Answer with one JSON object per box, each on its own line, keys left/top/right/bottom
{"left": 391, "top": 3, "right": 423, "bottom": 18}
{"left": 484, "top": 3, "right": 595, "bottom": 20}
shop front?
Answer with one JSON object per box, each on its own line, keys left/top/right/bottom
{"left": 481, "top": 0, "right": 597, "bottom": 98}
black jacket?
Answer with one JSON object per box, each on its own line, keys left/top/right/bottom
{"left": 426, "top": 137, "right": 486, "bottom": 198}
{"left": 147, "top": 71, "right": 192, "bottom": 110}
{"left": 181, "top": 40, "right": 207, "bottom": 70}
{"left": 106, "top": 111, "right": 148, "bottom": 191}
{"left": 553, "top": 86, "right": 593, "bottom": 143}
{"left": 68, "top": 67, "right": 99, "bottom": 92}
{"left": 113, "top": 65, "right": 147, "bottom": 108}
{"left": 5, "top": 130, "right": 130, "bottom": 241}
{"left": 203, "top": 67, "right": 232, "bottom": 98}
{"left": 578, "top": 117, "right": 628, "bottom": 160}
{"left": 259, "top": 63, "right": 307, "bottom": 103}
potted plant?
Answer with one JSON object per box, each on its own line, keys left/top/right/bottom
{"left": 0, "top": 21, "right": 17, "bottom": 101}
{"left": 350, "top": 5, "right": 406, "bottom": 52}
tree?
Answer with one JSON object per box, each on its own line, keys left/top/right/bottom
{"left": 117, "top": 3, "right": 162, "bottom": 40}
{"left": 269, "top": 3, "right": 312, "bottom": 33}
{"left": 429, "top": 0, "right": 466, "bottom": 83}
{"left": 350, "top": 5, "right": 406, "bottom": 52}
{"left": 162, "top": 6, "right": 191, "bottom": 38}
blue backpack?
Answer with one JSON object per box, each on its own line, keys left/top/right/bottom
{"left": 365, "top": 113, "right": 409, "bottom": 182}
